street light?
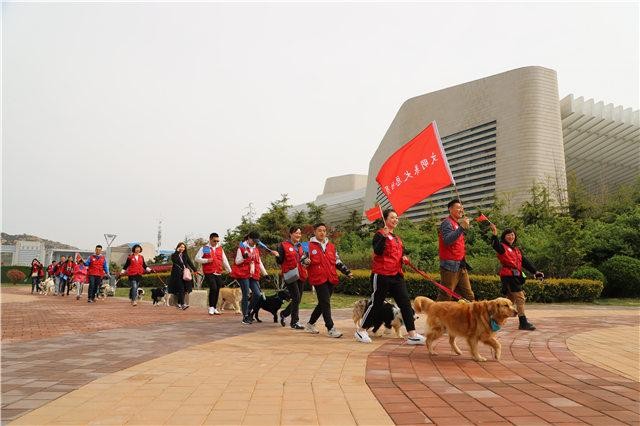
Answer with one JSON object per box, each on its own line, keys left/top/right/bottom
{"left": 104, "top": 234, "right": 117, "bottom": 289}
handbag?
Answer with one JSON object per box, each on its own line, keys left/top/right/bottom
{"left": 283, "top": 266, "right": 300, "bottom": 284}
{"left": 182, "top": 268, "right": 193, "bottom": 282}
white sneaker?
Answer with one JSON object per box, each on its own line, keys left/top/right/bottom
{"left": 355, "top": 330, "right": 372, "bottom": 343}
{"left": 407, "top": 333, "right": 426, "bottom": 345}
{"left": 208, "top": 307, "right": 215, "bottom": 315}
{"left": 304, "top": 323, "right": 319, "bottom": 334}
{"left": 213, "top": 308, "right": 221, "bottom": 315}
{"left": 328, "top": 327, "right": 343, "bottom": 338}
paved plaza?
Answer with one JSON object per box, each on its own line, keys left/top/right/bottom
{"left": 1, "top": 286, "right": 638, "bottom": 425}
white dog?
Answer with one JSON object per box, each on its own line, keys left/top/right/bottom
{"left": 40, "top": 277, "right": 55, "bottom": 295}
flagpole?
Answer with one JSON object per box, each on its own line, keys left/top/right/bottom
{"left": 378, "top": 204, "right": 387, "bottom": 228}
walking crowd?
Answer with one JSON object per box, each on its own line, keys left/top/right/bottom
{"left": 27, "top": 198, "right": 543, "bottom": 345}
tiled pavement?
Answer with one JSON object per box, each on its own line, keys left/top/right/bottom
{"left": 2, "top": 286, "right": 639, "bottom": 425}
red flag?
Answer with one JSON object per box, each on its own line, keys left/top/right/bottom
{"left": 475, "top": 213, "right": 489, "bottom": 223}
{"left": 364, "top": 205, "right": 383, "bottom": 221}
{"left": 376, "top": 122, "right": 454, "bottom": 215}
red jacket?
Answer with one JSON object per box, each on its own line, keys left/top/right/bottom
{"left": 280, "top": 240, "right": 308, "bottom": 281}
{"left": 438, "top": 216, "right": 466, "bottom": 261}
{"left": 73, "top": 263, "right": 89, "bottom": 283}
{"left": 231, "top": 245, "right": 261, "bottom": 280}
{"left": 371, "top": 230, "right": 404, "bottom": 276}
{"left": 202, "top": 246, "right": 225, "bottom": 275}
{"left": 87, "top": 255, "right": 107, "bottom": 277}
{"left": 307, "top": 240, "right": 339, "bottom": 286}
{"left": 496, "top": 243, "right": 523, "bottom": 277}
{"left": 124, "top": 254, "right": 146, "bottom": 276}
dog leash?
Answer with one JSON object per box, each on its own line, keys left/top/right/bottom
{"left": 405, "top": 261, "right": 468, "bottom": 302}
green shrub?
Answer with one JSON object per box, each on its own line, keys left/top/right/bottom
{"left": 571, "top": 265, "right": 605, "bottom": 282}
{"left": 334, "top": 270, "right": 602, "bottom": 302}
{"left": 465, "top": 255, "right": 499, "bottom": 276}
{"left": 599, "top": 255, "right": 640, "bottom": 297}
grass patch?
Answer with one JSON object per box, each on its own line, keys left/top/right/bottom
{"left": 113, "top": 286, "right": 363, "bottom": 309}
{"left": 593, "top": 298, "right": 640, "bottom": 307}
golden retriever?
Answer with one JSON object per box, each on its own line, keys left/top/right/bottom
{"left": 352, "top": 299, "right": 405, "bottom": 338}
{"left": 217, "top": 287, "right": 242, "bottom": 314}
{"left": 413, "top": 296, "right": 517, "bottom": 362}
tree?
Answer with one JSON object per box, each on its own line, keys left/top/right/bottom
{"left": 520, "top": 183, "right": 557, "bottom": 226}
{"left": 305, "top": 202, "right": 326, "bottom": 225}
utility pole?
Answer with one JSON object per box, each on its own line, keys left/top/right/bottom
{"left": 104, "top": 234, "right": 117, "bottom": 289}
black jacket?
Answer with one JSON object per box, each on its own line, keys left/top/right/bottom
{"left": 169, "top": 251, "right": 196, "bottom": 294}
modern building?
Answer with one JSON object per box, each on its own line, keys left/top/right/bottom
{"left": 290, "top": 174, "right": 367, "bottom": 226}
{"left": 363, "top": 66, "right": 639, "bottom": 221}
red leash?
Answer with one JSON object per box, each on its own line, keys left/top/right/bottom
{"left": 405, "top": 261, "right": 465, "bottom": 301}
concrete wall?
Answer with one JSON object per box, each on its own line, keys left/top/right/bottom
{"left": 364, "top": 66, "right": 567, "bottom": 215}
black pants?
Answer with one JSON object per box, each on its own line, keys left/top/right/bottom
{"left": 205, "top": 274, "right": 223, "bottom": 308}
{"left": 281, "top": 280, "right": 304, "bottom": 325}
{"left": 309, "top": 282, "right": 335, "bottom": 331}
{"left": 31, "top": 277, "right": 41, "bottom": 293}
{"left": 88, "top": 275, "right": 101, "bottom": 300}
{"left": 361, "top": 273, "right": 416, "bottom": 332}
{"left": 60, "top": 277, "right": 69, "bottom": 295}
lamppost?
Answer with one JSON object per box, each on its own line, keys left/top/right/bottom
{"left": 104, "top": 234, "right": 117, "bottom": 288}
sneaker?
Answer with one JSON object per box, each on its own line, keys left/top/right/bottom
{"left": 208, "top": 307, "right": 215, "bottom": 315}
{"left": 213, "top": 308, "right": 221, "bottom": 315}
{"left": 304, "top": 323, "right": 319, "bottom": 334}
{"left": 407, "top": 333, "right": 426, "bottom": 345}
{"left": 176, "top": 304, "right": 183, "bottom": 310}
{"left": 76, "top": 296, "right": 80, "bottom": 300}
{"left": 291, "top": 323, "right": 304, "bottom": 330}
{"left": 328, "top": 327, "right": 343, "bottom": 338}
{"left": 355, "top": 330, "right": 372, "bottom": 343}
{"left": 182, "top": 304, "right": 189, "bottom": 310}
{"left": 279, "top": 312, "right": 286, "bottom": 327}
{"left": 242, "top": 317, "right": 252, "bottom": 325}
{"left": 133, "top": 301, "right": 137, "bottom": 306}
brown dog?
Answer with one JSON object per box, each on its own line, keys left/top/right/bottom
{"left": 413, "top": 296, "right": 517, "bottom": 361}
{"left": 352, "top": 299, "right": 405, "bottom": 338}
{"left": 217, "top": 287, "right": 242, "bottom": 314}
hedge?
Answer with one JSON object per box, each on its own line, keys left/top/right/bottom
{"left": 599, "top": 255, "right": 640, "bottom": 297}
{"left": 121, "top": 269, "right": 603, "bottom": 302}
{"left": 333, "top": 270, "right": 603, "bottom": 302}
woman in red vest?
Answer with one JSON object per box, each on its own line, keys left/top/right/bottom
{"left": 231, "top": 231, "right": 268, "bottom": 325}
{"left": 302, "top": 223, "right": 352, "bottom": 338}
{"left": 62, "top": 257, "right": 76, "bottom": 296}
{"left": 85, "top": 246, "right": 110, "bottom": 303}
{"left": 120, "top": 244, "right": 152, "bottom": 306}
{"left": 29, "top": 259, "right": 45, "bottom": 294}
{"left": 489, "top": 224, "right": 543, "bottom": 331}
{"left": 276, "top": 226, "right": 308, "bottom": 330}
{"left": 169, "top": 242, "right": 196, "bottom": 310}
{"left": 355, "top": 209, "right": 426, "bottom": 345}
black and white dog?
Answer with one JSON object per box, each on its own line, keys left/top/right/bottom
{"left": 251, "top": 290, "right": 291, "bottom": 323}
{"left": 151, "top": 285, "right": 168, "bottom": 306}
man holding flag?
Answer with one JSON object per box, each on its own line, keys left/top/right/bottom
{"left": 437, "top": 199, "right": 475, "bottom": 302}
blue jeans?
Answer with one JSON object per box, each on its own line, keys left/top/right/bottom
{"left": 129, "top": 276, "right": 141, "bottom": 301}
{"left": 88, "top": 275, "right": 102, "bottom": 300}
{"left": 239, "top": 278, "right": 261, "bottom": 317}
{"left": 31, "top": 277, "right": 41, "bottom": 293}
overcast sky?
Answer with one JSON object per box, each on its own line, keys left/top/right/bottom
{"left": 2, "top": 2, "right": 638, "bottom": 251}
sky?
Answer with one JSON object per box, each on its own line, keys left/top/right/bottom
{"left": 2, "top": 1, "right": 639, "bottom": 251}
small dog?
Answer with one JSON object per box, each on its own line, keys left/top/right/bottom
{"left": 97, "top": 282, "right": 114, "bottom": 299}
{"left": 251, "top": 290, "right": 291, "bottom": 323}
{"left": 151, "top": 285, "right": 168, "bottom": 306}
{"left": 413, "top": 296, "right": 518, "bottom": 362}
{"left": 137, "top": 288, "right": 145, "bottom": 299}
{"left": 217, "top": 287, "right": 242, "bottom": 314}
{"left": 40, "top": 277, "right": 55, "bottom": 295}
{"left": 352, "top": 299, "right": 405, "bottom": 338}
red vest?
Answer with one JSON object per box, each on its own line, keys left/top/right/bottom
{"left": 202, "top": 245, "right": 224, "bottom": 275}
{"left": 496, "top": 243, "right": 523, "bottom": 277}
{"left": 371, "top": 230, "right": 404, "bottom": 276}
{"left": 73, "top": 264, "right": 88, "bottom": 283}
{"left": 54, "top": 262, "right": 64, "bottom": 276}
{"left": 307, "top": 241, "right": 339, "bottom": 286}
{"left": 438, "top": 216, "right": 466, "bottom": 261}
{"left": 33, "top": 264, "right": 44, "bottom": 277}
{"left": 47, "top": 264, "right": 56, "bottom": 276}
{"left": 280, "top": 241, "right": 308, "bottom": 281}
{"left": 231, "top": 245, "right": 261, "bottom": 280}
{"left": 87, "top": 255, "right": 106, "bottom": 276}
{"left": 126, "top": 254, "right": 145, "bottom": 276}
{"left": 65, "top": 261, "right": 75, "bottom": 276}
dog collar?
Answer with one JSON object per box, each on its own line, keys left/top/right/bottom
{"left": 489, "top": 316, "right": 501, "bottom": 332}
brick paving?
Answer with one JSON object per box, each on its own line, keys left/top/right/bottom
{"left": 365, "top": 309, "right": 640, "bottom": 425}
{"left": 2, "top": 286, "right": 639, "bottom": 425}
